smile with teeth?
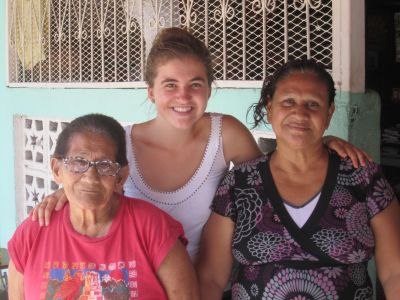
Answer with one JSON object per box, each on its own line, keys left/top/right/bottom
{"left": 173, "top": 106, "right": 192, "bottom": 113}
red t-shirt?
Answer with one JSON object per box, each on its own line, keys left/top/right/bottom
{"left": 8, "top": 195, "right": 187, "bottom": 299}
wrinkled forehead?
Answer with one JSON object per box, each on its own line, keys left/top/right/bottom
{"left": 65, "top": 130, "right": 117, "bottom": 156}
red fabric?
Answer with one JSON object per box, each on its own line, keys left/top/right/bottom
{"left": 8, "top": 195, "right": 186, "bottom": 299}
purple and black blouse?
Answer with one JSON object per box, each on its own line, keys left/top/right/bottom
{"left": 212, "top": 150, "right": 396, "bottom": 300}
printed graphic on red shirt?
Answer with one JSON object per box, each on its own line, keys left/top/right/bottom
{"left": 40, "top": 260, "right": 138, "bottom": 299}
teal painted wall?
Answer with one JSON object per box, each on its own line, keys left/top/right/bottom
{"left": 0, "top": 4, "right": 382, "bottom": 248}
{"left": 326, "top": 90, "right": 381, "bottom": 161}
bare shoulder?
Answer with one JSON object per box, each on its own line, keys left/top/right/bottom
{"left": 220, "top": 114, "right": 251, "bottom": 138}
{"left": 131, "top": 120, "right": 153, "bottom": 139}
{"left": 220, "top": 114, "right": 262, "bottom": 165}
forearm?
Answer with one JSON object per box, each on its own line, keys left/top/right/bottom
{"left": 158, "top": 241, "right": 200, "bottom": 300}
{"left": 196, "top": 213, "right": 234, "bottom": 300}
{"left": 382, "top": 274, "right": 400, "bottom": 300}
{"left": 8, "top": 260, "right": 24, "bottom": 300}
{"left": 166, "top": 284, "right": 199, "bottom": 300}
{"left": 198, "top": 277, "right": 225, "bottom": 300}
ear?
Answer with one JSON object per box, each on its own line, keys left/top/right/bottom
{"left": 326, "top": 102, "right": 335, "bottom": 128}
{"left": 51, "top": 158, "right": 63, "bottom": 184}
{"left": 147, "top": 86, "right": 155, "bottom": 103}
{"left": 115, "top": 165, "right": 129, "bottom": 192}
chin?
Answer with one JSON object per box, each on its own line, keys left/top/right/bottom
{"left": 76, "top": 197, "right": 109, "bottom": 208}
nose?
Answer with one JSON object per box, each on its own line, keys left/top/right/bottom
{"left": 293, "top": 104, "right": 309, "bottom": 119}
{"left": 81, "top": 164, "right": 101, "bottom": 182}
{"left": 176, "top": 86, "right": 191, "bottom": 101}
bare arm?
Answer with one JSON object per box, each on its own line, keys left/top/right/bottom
{"left": 196, "top": 213, "right": 235, "bottom": 300}
{"left": 371, "top": 199, "right": 400, "bottom": 300}
{"left": 221, "top": 115, "right": 262, "bottom": 165}
{"left": 8, "top": 259, "right": 24, "bottom": 300}
{"left": 323, "top": 136, "right": 373, "bottom": 168}
{"left": 157, "top": 240, "right": 199, "bottom": 300}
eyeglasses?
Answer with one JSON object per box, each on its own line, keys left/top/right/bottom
{"left": 61, "top": 157, "right": 121, "bottom": 176}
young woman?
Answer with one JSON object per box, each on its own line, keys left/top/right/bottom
{"left": 33, "top": 28, "right": 370, "bottom": 263}
{"left": 197, "top": 59, "right": 400, "bottom": 299}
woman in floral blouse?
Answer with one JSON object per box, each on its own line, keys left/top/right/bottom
{"left": 197, "top": 59, "right": 400, "bottom": 300}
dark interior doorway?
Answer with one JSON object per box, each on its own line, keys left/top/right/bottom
{"left": 365, "top": 1, "right": 400, "bottom": 299}
{"left": 366, "top": 0, "right": 400, "bottom": 196}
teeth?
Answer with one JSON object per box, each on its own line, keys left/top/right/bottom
{"left": 173, "top": 107, "right": 191, "bottom": 112}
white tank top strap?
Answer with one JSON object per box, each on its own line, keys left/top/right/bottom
{"left": 124, "top": 113, "right": 226, "bottom": 205}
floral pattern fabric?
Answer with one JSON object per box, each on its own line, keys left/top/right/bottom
{"left": 212, "top": 151, "right": 396, "bottom": 300}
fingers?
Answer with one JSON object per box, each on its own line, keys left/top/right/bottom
{"left": 356, "top": 150, "right": 373, "bottom": 167}
{"left": 55, "top": 192, "right": 68, "bottom": 211}
{"left": 32, "top": 195, "right": 59, "bottom": 226}
{"left": 332, "top": 141, "right": 353, "bottom": 163}
{"left": 325, "top": 136, "right": 374, "bottom": 168}
{"left": 333, "top": 143, "right": 347, "bottom": 159}
{"left": 31, "top": 188, "right": 67, "bottom": 226}
{"left": 31, "top": 198, "right": 50, "bottom": 226}
{"left": 35, "top": 199, "right": 47, "bottom": 226}
{"left": 347, "top": 149, "right": 360, "bottom": 169}
{"left": 38, "top": 196, "right": 59, "bottom": 226}
{"left": 31, "top": 202, "right": 41, "bottom": 222}
{"left": 338, "top": 143, "right": 373, "bottom": 169}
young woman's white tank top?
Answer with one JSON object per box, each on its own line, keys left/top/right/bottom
{"left": 124, "top": 113, "right": 228, "bottom": 261}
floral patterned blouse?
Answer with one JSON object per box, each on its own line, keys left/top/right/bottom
{"left": 212, "top": 151, "right": 396, "bottom": 300}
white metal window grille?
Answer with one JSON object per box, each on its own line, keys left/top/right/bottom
{"left": 7, "top": 0, "right": 332, "bottom": 88}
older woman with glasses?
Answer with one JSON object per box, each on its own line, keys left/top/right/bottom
{"left": 8, "top": 114, "right": 199, "bottom": 300}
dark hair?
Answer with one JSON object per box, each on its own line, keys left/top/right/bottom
{"left": 53, "top": 114, "right": 128, "bottom": 166}
{"left": 145, "top": 27, "right": 214, "bottom": 87}
{"left": 249, "top": 59, "right": 336, "bottom": 128}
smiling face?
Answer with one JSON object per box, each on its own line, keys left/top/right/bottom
{"left": 51, "top": 131, "right": 127, "bottom": 210}
{"left": 148, "top": 56, "right": 211, "bottom": 130}
{"left": 267, "top": 71, "right": 335, "bottom": 149}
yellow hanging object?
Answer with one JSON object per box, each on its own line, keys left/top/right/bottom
{"left": 14, "top": 0, "right": 48, "bottom": 70}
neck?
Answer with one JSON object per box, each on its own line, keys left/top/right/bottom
{"left": 149, "top": 116, "right": 206, "bottom": 148}
{"left": 69, "top": 194, "right": 119, "bottom": 238}
{"left": 271, "top": 142, "right": 328, "bottom": 173}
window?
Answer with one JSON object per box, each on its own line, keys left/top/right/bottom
{"left": 7, "top": 0, "right": 332, "bottom": 87}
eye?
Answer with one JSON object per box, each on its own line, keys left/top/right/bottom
{"left": 307, "top": 101, "right": 320, "bottom": 109}
{"left": 66, "top": 157, "right": 89, "bottom": 173}
{"left": 71, "top": 157, "right": 88, "bottom": 167}
{"left": 191, "top": 81, "right": 204, "bottom": 89}
{"left": 282, "top": 98, "right": 295, "bottom": 107}
{"left": 164, "top": 82, "right": 176, "bottom": 89}
{"left": 96, "top": 160, "right": 120, "bottom": 176}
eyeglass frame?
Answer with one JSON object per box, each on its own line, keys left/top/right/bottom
{"left": 58, "top": 156, "right": 122, "bottom": 177}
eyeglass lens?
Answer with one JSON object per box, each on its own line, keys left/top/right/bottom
{"left": 64, "top": 158, "right": 120, "bottom": 176}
